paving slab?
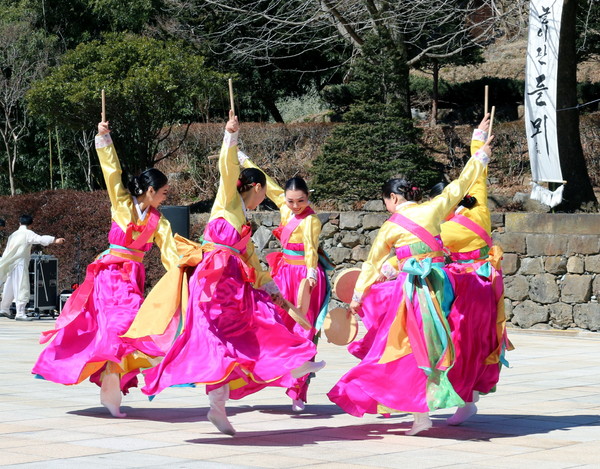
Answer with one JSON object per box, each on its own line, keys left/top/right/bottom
{"left": 1, "top": 318, "right": 599, "bottom": 468}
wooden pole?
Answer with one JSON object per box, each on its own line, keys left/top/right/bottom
{"left": 489, "top": 105, "right": 496, "bottom": 135}
{"left": 228, "top": 79, "right": 235, "bottom": 116}
{"left": 101, "top": 89, "right": 106, "bottom": 122}
{"left": 484, "top": 85, "right": 489, "bottom": 116}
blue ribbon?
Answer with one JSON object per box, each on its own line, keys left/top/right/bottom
{"left": 98, "top": 243, "right": 144, "bottom": 260}
{"left": 200, "top": 239, "right": 240, "bottom": 254}
{"left": 401, "top": 257, "right": 433, "bottom": 298}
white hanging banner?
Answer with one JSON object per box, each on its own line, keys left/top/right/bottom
{"left": 530, "top": 181, "right": 564, "bottom": 208}
{"left": 524, "top": 0, "right": 564, "bottom": 185}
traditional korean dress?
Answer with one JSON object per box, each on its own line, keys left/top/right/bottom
{"left": 443, "top": 129, "right": 512, "bottom": 402}
{"left": 328, "top": 150, "right": 489, "bottom": 417}
{"left": 33, "top": 132, "right": 179, "bottom": 394}
{"left": 239, "top": 152, "right": 331, "bottom": 403}
{"left": 126, "top": 129, "right": 317, "bottom": 399}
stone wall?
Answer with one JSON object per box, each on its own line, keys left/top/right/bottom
{"left": 493, "top": 213, "right": 600, "bottom": 332}
{"left": 192, "top": 209, "right": 600, "bottom": 332}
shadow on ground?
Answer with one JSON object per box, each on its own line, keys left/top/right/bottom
{"left": 182, "top": 413, "right": 600, "bottom": 445}
{"left": 68, "top": 403, "right": 344, "bottom": 422}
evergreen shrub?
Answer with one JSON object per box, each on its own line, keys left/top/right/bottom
{"left": 311, "top": 104, "right": 441, "bottom": 203}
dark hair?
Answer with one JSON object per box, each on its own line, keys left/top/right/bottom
{"left": 0, "top": 218, "right": 5, "bottom": 227}
{"left": 126, "top": 168, "right": 168, "bottom": 197}
{"left": 381, "top": 178, "right": 422, "bottom": 202}
{"left": 284, "top": 176, "right": 309, "bottom": 196}
{"left": 429, "top": 181, "right": 447, "bottom": 199}
{"left": 238, "top": 168, "right": 266, "bottom": 193}
{"left": 459, "top": 194, "right": 478, "bottom": 209}
{"left": 19, "top": 214, "right": 33, "bottom": 226}
{"left": 429, "top": 180, "right": 477, "bottom": 208}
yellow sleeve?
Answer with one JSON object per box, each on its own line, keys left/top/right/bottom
{"left": 210, "top": 131, "right": 246, "bottom": 231}
{"left": 468, "top": 128, "right": 490, "bottom": 231}
{"left": 470, "top": 128, "right": 487, "bottom": 156}
{"left": 239, "top": 153, "right": 285, "bottom": 208}
{"left": 428, "top": 155, "right": 487, "bottom": 220}
{"left": 354, "top": 221, "right": 396, "bottom": 299}
{"left": 301, "top": 215, "right": 321, "bottom": 274}
{"left": 243, "top": 238, "right": 273, "bottom": 288}
{"left": 153, "top": 216, "right": 180, "bottom": 271}
{"left": 95, "top": 133, "right": 132, "bottom": 229}
{"left": 441, "top": 167, "right": 491, "bottom": 252}
{"left": 439, "top": 128, "right": 492, "bottom": 252}
{"left": 468, "top": 168, "right": 488, "bottom": 207}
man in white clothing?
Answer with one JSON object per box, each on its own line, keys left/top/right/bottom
{"left": 0, "top": 215, "right": 64, "bottom": 321}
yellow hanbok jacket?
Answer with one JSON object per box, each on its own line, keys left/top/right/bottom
{"left": 354, "top": 152, "right": 489, "bottom": 302}
{"left": 239, "top": 152, "right": 321, "bottom": 280}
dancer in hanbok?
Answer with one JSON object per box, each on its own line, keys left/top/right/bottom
{"left": 125, "top": 111, "right": 324, "bottom": 436}
{"left": 238, "top": 151, "right": 331, "bottom": 411}
{"left": 328, "top": 137, "right": 492, "bottom": 436}
{"left": 431, "top": 114, "right": 512, "bottom": 425}
{"left": 33, "top": 120, "right": 179, "bottom": 418}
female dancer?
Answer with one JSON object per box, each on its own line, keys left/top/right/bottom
{"left": 328, "top": 138, "right": 492, "bottom": 436}
{"left": 126, "top": 111, "right": 324, "bottom": 436}
{"left": 238, "top": 151, "right": 330, "bottom": 411}
{"left": 33, "top": 120, "right": 179, "bottom": 418}
{"left": 432, "top": 115, "right": 512, "bottom": 425}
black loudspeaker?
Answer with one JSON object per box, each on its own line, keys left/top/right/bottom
{"left": 160, "top": 205, "right": 190, "bottom": 238}
{"left": 27, "top": 254, "right": 58, "bottom": 318}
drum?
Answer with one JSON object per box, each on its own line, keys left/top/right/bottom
{"left": 323, "top": 307, "right": 358, "bottom": 345}
{"left": 333, "top": 268, "right": 361, "bottom": 304}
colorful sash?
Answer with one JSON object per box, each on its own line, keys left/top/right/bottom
{"left": 40, "top": 208, "right": 161, "bottom": 344}
{"left": 448, "top": 213, "right": 493, "bottom": 248}
{"left": 379, "top": 211, "right": 460, "bottom": 409}
{"left": 199, "top": 223, "right": 256, "bottom": 292}
{"left": 389, "top": 213, "right": 443, "bottom": 252}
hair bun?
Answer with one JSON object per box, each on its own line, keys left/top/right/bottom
{"left": 134, "top": 177, "right": 143, "bottom": 195}
{"left": 459, "top": 194, "right": 477, "bottom": 209}
{"left": 125, "top": 169, "right": 168, "bottom": 197}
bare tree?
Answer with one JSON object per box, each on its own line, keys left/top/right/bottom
{"left": 0, "top": 17, "right": 53, "bottom": 195}
{"left": 76, "top": 128, "right": 97, "bottom": 191}
{"left": 158, "top": 0, "right": 528, "bottom": 118}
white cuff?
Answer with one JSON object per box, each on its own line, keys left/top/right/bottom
{"left": 223, "top": 130, "right": 238, "bottom": 148}
{"left": 473, "top": 149, "right": 490, "bottom": 166}
{"left": 262, "top": 281, "right": 280, "bottom": 295}
{"left": 380, "top": 262, "right": 399, "bottom": 280}
{"left": 95, "top": 133, "right": 113, "bottom": 149}
{"left": 306, "top": 268, "right": 318, "bottom": 281}
{"left": 351, "top": 291, "right": 363, "bottom": 305}
{"left": 472, "top": 129, "right": 487, "bottom": 143}
{"left": 238, "top": 150, "right": 250, "bottom": 166}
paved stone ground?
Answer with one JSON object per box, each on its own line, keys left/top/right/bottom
{"left": 1, "top": 318, "right": 599, "bottom": 468}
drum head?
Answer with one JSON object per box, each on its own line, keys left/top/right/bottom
{"left": 333, "top": 268, "right": 361, "bottom": 304}
{"left": 296, "top": 278, "right": 311, "bottom": 316}
{"left": 323, "top": 307, "right": 358, "bottom": 345}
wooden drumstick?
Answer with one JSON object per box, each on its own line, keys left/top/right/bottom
{"left": 484, "top": 85, "right": 489, "bottom": 116}
{"left": 489, "top": 105, "right": 496, "bottom": 135}
{"left": 228, "top": 78, "right": 235, "bottom": 116}
{"left": 101, "top": 89, "right": 106, "bottom": 122}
